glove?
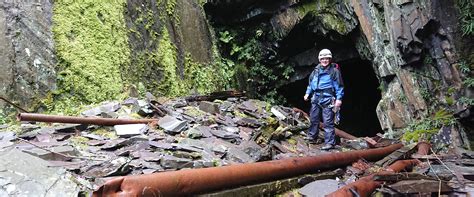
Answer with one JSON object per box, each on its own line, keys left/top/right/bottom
{"left": 333, "top": 106, "right": 340, "bottom": 125}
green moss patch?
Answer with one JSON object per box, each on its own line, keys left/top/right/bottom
{"left": 296, "top": 0, "right": 352, "bottom": 34}
{"left": 52, "top": 0, "right": 130, "bottom": 114}
{"left": 402, "top": 110, "right": 456, "bottom": 143}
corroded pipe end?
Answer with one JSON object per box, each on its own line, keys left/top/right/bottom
{"left": 385, "top": 159, "right": 421, "bottom": 172}
{"left": 16, "top": 113, "right": 23, "bottom": 122}
{"left": 416, "top": 141, "right": 431, "bottom": 155}
{"left": 92, "top": 177, "right": 125, "bottom": 197}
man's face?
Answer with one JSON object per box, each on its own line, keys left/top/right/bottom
{"left": 319, "top": 57, "right": 331, "bottom": 67}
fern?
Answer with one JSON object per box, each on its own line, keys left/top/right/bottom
{"left": 456, "top": 0, "right": 474, "bottom": 36}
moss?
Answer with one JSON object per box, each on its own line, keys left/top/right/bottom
{"left": 295, "top": 0, "right": 350, "bottom": 34}
{"left": 155, "top": 27, "right": 186, "bottom": 96}
{"left": 69, "top": 136, "right": 90, "bottom": 150}
{"left": 0, "top": 105, "right": 17, "bottom": 125}
{"left": 46, "top": 0, "right": 234, "bottom": 115}
{"left": 52, "top": 0, "right": 130, "bottom": 115}
{"left": 256, "top": 117, "right": 280, "bottom": 144}
{"left": 287, "top": 138, "right": 297, "bottom": 145}
{"left": 445, "top": 96, "right": 455, "bottom": 105}
{"left": 295, "top": 0, "right": 320, "bottom": 17}
{"left": 402, "top": 128, "right": 438, "bottom": 142}
{"left": 233, "top": 108, "right": 249, "bottom": 118}
{"left": 321, "top": 13, "right": 349, "bottom": 34}
{"left": 130, "top": 23, "right": 232, "bottom": 98}
{"left": 1, "top": 123, "right": 21, "bottom": 134}
{"left": 183, "top": 54, "right": 229, "bottom": 95}
{"left": 183, "top": 106, "right": 206, "bottom": 117}
{"left": 123, "top": 4, "right": 163, "bottom": 97}
{"left": 447, "top": 87, "right": 457, "bottom": 95}
{"left": 92, "top": 128, "right": 117, "bottom": 139}
{"left": 402, "top": 109, "right": 456, "bottom": 143}
{"left": 232, "top": 63, "right": 250, "bottom": 92}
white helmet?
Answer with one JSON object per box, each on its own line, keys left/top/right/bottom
{"left": 318, "top": 49, "right": 332, "bottom": 60}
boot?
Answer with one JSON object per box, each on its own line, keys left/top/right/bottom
{"left": 321, "top": 144, "right": 334, "bottom": 150}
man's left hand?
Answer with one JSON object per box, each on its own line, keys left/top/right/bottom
{"left": 335, "top": 100, "right": 342, "bottom": 107}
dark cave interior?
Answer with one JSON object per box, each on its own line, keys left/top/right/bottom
{"left": 278, "top": 59, "right": 383, "bottom": 137}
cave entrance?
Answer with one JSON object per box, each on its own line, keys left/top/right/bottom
{"left": 278, "top": 59, "right": 382, "bottom": 137}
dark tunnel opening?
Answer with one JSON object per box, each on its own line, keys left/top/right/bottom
{"left": 278, "top": 59, "right": 383, "bottom": 137}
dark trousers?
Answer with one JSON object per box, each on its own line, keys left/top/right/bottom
{"left": 308, "top": 103, "right": 335, "bottom": 145}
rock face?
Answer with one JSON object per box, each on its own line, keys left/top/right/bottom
{"left": 352, "top": 0, "right": 468, "bottom": 134}
{"left": 204, "top": 0, "right": 472, "bottom": 146}
{"left": 0, "top": 0, "right": 56, "bottom": 112}
{"left": 176, "top": 0, "right": 213, "bottom": 64}
{"left": 123, "top": 0, "right": 216, "bottom": 94}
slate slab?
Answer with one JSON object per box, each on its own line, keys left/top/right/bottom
{"left": 0, "top": 148, "right": 80, "bottom": 196}
{"left": 158, "top": 115, "right": 187, "bottom": 134}
{"left": 81, "top": 101, "right": 121, "bottom": 117}
{"left": 299, "top": 179, "right": 340, "bottom": 197}
{"left": 199, "top": 101, "right": 220, "bottom": 114}
{"left": 114, "top": 124, "right": 148, "bottom": 137}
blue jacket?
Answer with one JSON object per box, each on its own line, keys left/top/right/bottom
{"left": 306, "top": 64, "right": 344, "bottom": 104}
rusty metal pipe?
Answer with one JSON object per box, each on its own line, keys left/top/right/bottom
{"left": 416, "top": 141, "right": 431, "bottom": 155}
{"left": 327, "top": 159, "right": 421, "bottom": 197}
{"left": 17, "top": 113, "right": 158, "bottom": 126}
{"left": 335, "top": 128, "right": 357, "bottom": 140}
{"left": 291, "top": 108, "right": 357, "bottom": 140}
{"left": 318, "top": 123, "right": 357, "bottom": 140}
{"left": 93, "top": 144, "right": 403, "bottom": 196}
{"left": 385, "top": 159, "right": 420, "bottom": 172}
{"left": 327, "top": 142, "right": 430, "bottom": 197}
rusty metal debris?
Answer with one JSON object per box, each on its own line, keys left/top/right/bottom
{"left": 318, "top": 123, "right": 357, "bottom": 140}
{"left": 416, "top": 141, "right": 431, "bottom": 155}
{"left": 92, "top": 144, "right": 403, "bottom": 196}
{"left": 327, "top": 159, "right": 421, "bottom": 197}
{"left": 327, "top": 142, "right": 430, "bottom": 197}
{"left": 375, "top": 143, "right": 418, "bottom": 167}
{"left": 17, "top": 113, "right": 159, "bottom": 126}
{"left": 335, "top": 128, "right": 357, "bottom": 140}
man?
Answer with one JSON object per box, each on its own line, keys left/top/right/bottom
{"left": 303, "top": 49, "right": 344, "bottom": 150}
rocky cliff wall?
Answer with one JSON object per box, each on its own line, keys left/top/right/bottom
{"left": 352, "top": 0, "right": 472, "bottom": 143}
{"left": 123, "top": 0, "right": 226, "bottom": 97}
{"left": 0, "top": 0, "right": 56, "bottom": 118}
{"left": 204, "top": 0, "right": 473, "bottom": 148}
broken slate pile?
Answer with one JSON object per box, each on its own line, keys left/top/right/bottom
{"left": 0, "top": 93, "right": 337, "bottom": 193}
{"left": 1, "top": 92, "right": 474, "bottom": 196}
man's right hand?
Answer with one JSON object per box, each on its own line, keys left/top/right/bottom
{"left": 304, "top": 94, "right": 309, "bottom": 101}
